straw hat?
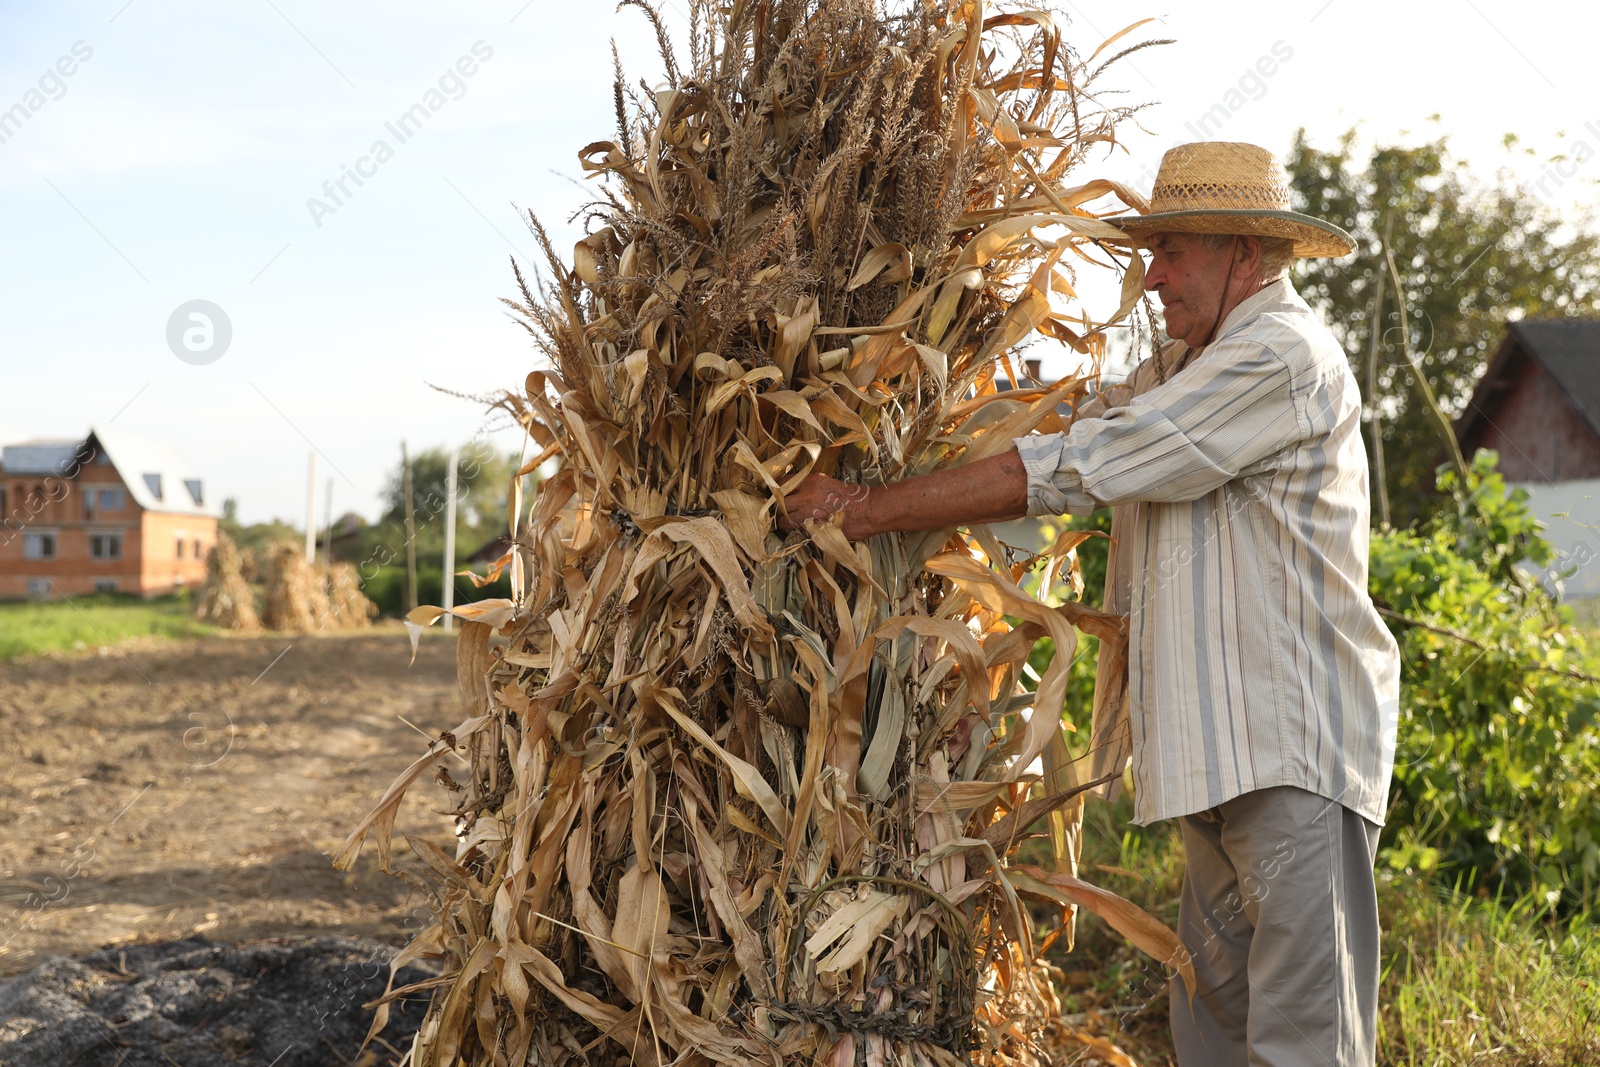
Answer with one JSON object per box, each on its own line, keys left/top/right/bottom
{"left": 1110, "top": 141, "right": 1355, "bottom": 258}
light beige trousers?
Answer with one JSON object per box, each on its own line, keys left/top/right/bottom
{"left": 1170, "top": 786, "right": 1382, "bottom": 1067}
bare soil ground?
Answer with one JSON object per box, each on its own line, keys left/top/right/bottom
{"left": 0, "top": 629, "right": 461, "bottom": 980}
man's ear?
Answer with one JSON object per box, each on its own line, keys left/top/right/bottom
{"left": 1233, "top": 235, "right": 1264, "bottom": 280}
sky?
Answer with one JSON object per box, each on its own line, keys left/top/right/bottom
{"left": 2, "top": 0, "right": 1598, "bottom": 525}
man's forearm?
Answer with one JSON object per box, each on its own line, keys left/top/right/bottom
{"left": 861, "top": 448, "right": 1030, "bottom": 537}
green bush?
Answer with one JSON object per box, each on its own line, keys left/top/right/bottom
{"left": 1373, "top": 451, "right": 1600, "bottom": 907}
{"left": 360, "top": 565, "right": 512, "bottom": 618}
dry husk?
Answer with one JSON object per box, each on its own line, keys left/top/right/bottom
{"left": 195, "top": 531, "right": 260, "bottom": 632}
{"left": 342, "top": 3, "right": 1188, "bottom": 1066}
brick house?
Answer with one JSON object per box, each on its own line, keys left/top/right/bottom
{"left": 1457, "top": 319, "right": 1600, "bottom": 600}
{"left": 0, "top": 424, "right": 218, "bottom": 599}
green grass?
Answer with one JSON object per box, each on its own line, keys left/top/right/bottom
{"left": 1037, "top": 795, "right": 1600, "bottom": 1066}
{"left": 1381, "top": 883, "right": 1600, "bottom": 1066}
{"left": 0, "top": 593, "right": 215, "bottom": 659}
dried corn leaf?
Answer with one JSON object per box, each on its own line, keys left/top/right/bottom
{"left": 1011, "top": 865, "right": 1195, "bottom": 993}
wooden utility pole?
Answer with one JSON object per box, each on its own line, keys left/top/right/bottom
{"left": 304, "top": 451, "right": 318, "bottom": 563}
{"left": 323, "top": 478, "right": 334, "bottom": 568}
{"left": 402, "top": 441, "right": 417, "bottom": 614}
{"left": 441, "top": 447, "right": 460, "bottom": 633}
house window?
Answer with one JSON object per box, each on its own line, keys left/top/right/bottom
{"left": 90, "top": 533, "right": 123, "bottom": 560}
{"left": 192, "top": 538, "right": 203, "bottom": 559}
{"left": 100, "top": 488, "right": 124, "bottom": 510}
{"left": 175, "top": 537, "right": 184, "bottom": 560}
{"left": 26, "top": 578, "right": 51, "bottom": 598}
{"left": 93, "top": 579, "right": 118, "bottom": 593}
{"left": 23, "top": 531, "right": 57, "bottom": 559}
{"left": 143, "top": 473, "right": 163, "bottom": 501}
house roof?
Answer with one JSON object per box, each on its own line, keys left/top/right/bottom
{"left": 0, "top": 438, "right": 85, "bottom": 475}
{"left": 87, "top": 423, "right": 218, "bottom": 518}
{"left": 0, "top": 425, "right": 217, "bottom": 518}
{"left": 1458, "top": 319, "right": 1600, "bottom": 445}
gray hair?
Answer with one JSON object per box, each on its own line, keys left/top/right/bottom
{"left": 1200, "top": 233, "right": 1295, "bottom": 282}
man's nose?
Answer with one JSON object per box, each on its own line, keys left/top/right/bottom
{"left": 1142, "top": 259, "right": 1163, "bottom": 291}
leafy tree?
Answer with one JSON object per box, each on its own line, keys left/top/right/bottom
{"left": 1286, "top": 128, "right": 1600, "bottom": 527}
{"left": 217, "top": 507, "right": 301, "bottom": 574}
{"left": 348, "top": 442, "right": 525, "bottom": 570}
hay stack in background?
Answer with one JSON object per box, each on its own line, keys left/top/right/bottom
{"left": 342, "top": 3, "right": 1186, "bottom": 1066}
{"left": 261, "top": 542, "right": 331, "bottom": 633}
{"left": 202, "top": 535, "right": 376, "bottom": 634}
{"left": 325, "top": 563, "right": 378, "bottom": 629}
{"left": 195, "top": 532, "right": 260, "bottom": 632}
{"left": 239, "top": 544, "right": 260, "bottom": 584}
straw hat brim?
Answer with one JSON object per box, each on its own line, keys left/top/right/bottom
{"left": 1105, "top": 208, "right": 1355, "bottom": 258}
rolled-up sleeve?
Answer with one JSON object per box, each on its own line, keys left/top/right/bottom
{"left": 1014, "top": 337, "right": 1311, "bottom": 516}
{"left": 1016, "top": 433, "right": 1100, "bottom": 515}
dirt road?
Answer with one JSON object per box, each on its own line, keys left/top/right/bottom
{"left": 0, "top": 628, "right": 463, "bottom": 977}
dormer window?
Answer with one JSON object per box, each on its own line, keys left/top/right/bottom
{"left": 143, "top": 473, "right": 163, "bottom": 500}
{"left": 185, "top": 478, "right": 204, "bottom": 506}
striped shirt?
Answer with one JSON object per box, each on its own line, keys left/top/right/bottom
{"left": 1014, "top": 278, "right": 1400, "bottom": 826}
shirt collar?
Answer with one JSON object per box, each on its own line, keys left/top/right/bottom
{"left": 1213, "top": 275, "right": 1303, "bottom": 341}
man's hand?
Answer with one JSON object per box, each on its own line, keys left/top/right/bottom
{"left": 777, "top": 473, "right": 876, "bottom": 540}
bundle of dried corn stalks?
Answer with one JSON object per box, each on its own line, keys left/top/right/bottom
{"left": 196, "top": 531, "right": 260, "bottom": 632}
{"left": 261, "top": 542, "right": 327, "bottom": 632}
{"left": 341, "top": 3, "right": 1190, "bottom": 1065}
{"left": 257, "top": 544, "right": 377, "bottom": 632}
{"left": 327, "top": 562, "right": 379, "bottom": 629}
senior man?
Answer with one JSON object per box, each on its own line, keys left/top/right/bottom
{"left": 781, "top": 142, "right": 1401, "bottom": 1065}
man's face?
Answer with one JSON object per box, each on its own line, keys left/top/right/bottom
{"left": 1142, "top": 232, "right": 1237, "bottom": 346}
